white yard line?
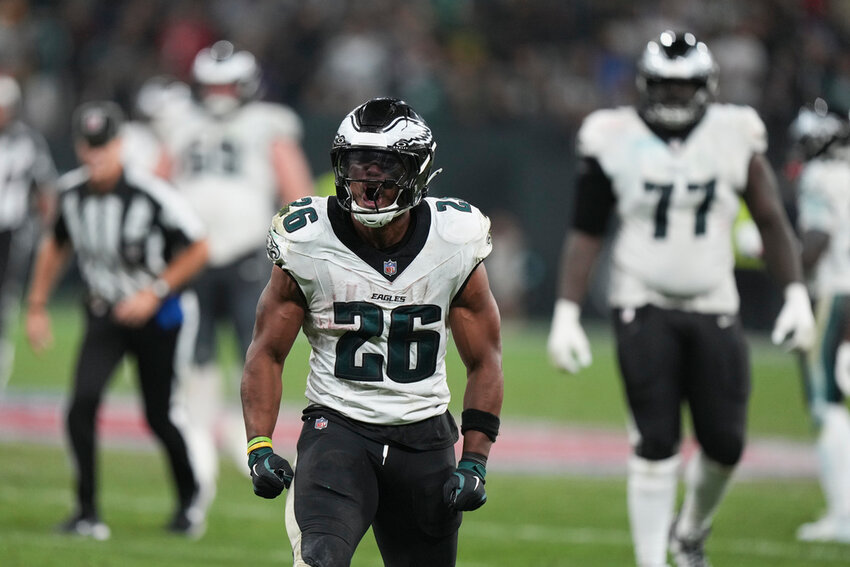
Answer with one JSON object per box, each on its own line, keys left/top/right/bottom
{"left": 463, "top": 522, "right": 850, "bottom": 564}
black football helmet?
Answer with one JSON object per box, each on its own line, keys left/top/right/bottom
{"left": 331, "top": 98, "right": 440, "bottom": 227}
{"left": 636, "top": 30, "right": 718, "bottom": 131}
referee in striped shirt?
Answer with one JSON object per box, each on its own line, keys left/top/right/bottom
{"left": 24, "top": 101, "right": 210, "bottom": 539}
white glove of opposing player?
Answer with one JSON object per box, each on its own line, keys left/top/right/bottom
{"left": 547, "top": 299, "right": 592, "bottom": 373}
{"left": 770, "top": 283, "right": 816, "bottom": 352}
{"left": 836, "top": 342, "right": 850, "bottom": 397}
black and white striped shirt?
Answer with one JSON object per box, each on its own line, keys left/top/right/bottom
{"left": 53, "top": 167, "right": 205, "bottom": 304}
{"left": 0, "top": 121, "right": 57, "bottom": 231}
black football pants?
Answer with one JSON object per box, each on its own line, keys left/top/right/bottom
{"left": 191, "top": 249, "right": 266, "bottom": 366}
{"left": 289, "top": 412, "right": 460, "bottom": 566}
{"left": 613, "top": 305, "right": 751, "bottom": 467}
{"left": 66, "top": 306, "right": 197, "bottom": 518}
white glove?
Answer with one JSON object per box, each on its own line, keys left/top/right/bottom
{"left": 770, "top": 282, "right": 816, "bottom": 352}
{"left": 836, "top": 342, "right": 850, "bottom": 397}
{"left": 547, "top": 299, "right": 592, "bottom": 373}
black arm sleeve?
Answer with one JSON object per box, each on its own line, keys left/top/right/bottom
{"left": 572, "top": 157, "right": 615, "bottom": 236}
{"left": 53, "top": 206, "right": 69, "bottom": 245}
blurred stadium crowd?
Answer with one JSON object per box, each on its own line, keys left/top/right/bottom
{"left": 5, "top": 0, "right": 848, "bottom": 158}
{"left": 2, "top": 0, "right": 849, "bottom": 318}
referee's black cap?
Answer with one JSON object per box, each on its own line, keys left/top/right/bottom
{"left": 72, "top": 101, "right": 124, "bottom": 147}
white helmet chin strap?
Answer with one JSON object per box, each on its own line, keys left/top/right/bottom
{"left": 646, "top": 104, "right": 698, "bottom": 129}
{"left": 347, "top": 169, "right": 442, "bottom": 229}
{"left": 643, "top": 89, "right": 709, "bottom": 130}
{"left": 351, "top": 191, "right": 406, "bottom": 228}
{"left": 203, "top": 94, "right": 240, "bottom": 116}
{"left": 352, "top": 207, "right": 403, "bottom": 228}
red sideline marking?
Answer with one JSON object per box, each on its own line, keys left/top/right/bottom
{"left": 0, "top": 395, "right": 817, "bottom": 478}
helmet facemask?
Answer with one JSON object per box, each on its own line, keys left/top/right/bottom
{"left": 201, "top": 88, "right": 242, "bottom": 117}
{"left": 639, "top": 77, "right": 712, "bottom": 130}
{"left": 334, "top": 148, "right": 415, "bottom": 228}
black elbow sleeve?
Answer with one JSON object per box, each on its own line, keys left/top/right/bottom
{"left": 572, "top": 157, "right": 615, "bottom": 236}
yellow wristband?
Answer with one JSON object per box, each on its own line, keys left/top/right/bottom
{"left": 247, "top": 435, "right": 274, "bottom": 455}
{"left": 246, "top": 441, "right": 272, "bottom": 455}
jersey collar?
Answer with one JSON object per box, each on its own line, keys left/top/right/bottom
{"left": 327, "top": 197, "right": 431, "bottom": 282}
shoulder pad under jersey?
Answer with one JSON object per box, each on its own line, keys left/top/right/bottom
{"left": 429, "top": 198, "right": 488, "bottom": 243}
{"left": 270, "top": 196, "right": 327, "bottom": 243}
{"left": 577, "top": 107, "right": 636, "bottom": 158}
{"left": 267, "top": 197, "right": 328, "bottom": 267}
{"left": 705, "top": 104, "right": 767, "bottom": 154}
{"left": 242, "top": 102, "right": 303, "bottom": 140}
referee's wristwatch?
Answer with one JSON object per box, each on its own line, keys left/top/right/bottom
{"left": 150, "top": 278, "right": 171, "bottom": 300}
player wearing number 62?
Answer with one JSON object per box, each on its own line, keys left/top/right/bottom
{"left": 241, "top": 98, "right": 503, "bottom": 566}
{"left": 547, "top": 31, "right": 815, "bottom": 567}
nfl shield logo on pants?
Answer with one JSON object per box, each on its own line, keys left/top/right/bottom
{"left": 383, "top": 259, "right": 397, "bottom": 276}
{"left": 315, "top": 417, "right": 328, "bottom": 430}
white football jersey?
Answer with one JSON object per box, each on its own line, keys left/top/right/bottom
{"left": 120, "top": 122, "right": 162, "bottom": 173}
{"left": 578, "top": 104, "right": 767, "bottom": 313}
{"left": 161, "top": 101, "right": 303, "bottom": 266}
{"left": 0, "top": 121, "right": 56, "bottom": 231}
{"left": 797, "top": 157, "right": 850, "bottom": 296}
{"left": 266, "top": 196, "right": 492, "bottom": 425}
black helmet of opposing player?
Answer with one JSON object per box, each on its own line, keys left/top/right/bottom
{"left": 191, "top": 40, "right": 260, "bottom": 116}
{"left": 636, "top": 30, "right": 718, "bottom": 131}
{"left": 331, "top": 98, "right": 441, "bottom": 228}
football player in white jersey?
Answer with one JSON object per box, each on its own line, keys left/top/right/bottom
{"left": 156, "top": 41, "right": 315, "bottom": 501}
{"left": 0, "top": 74, "right": 57, "bottom": 387}
{"left": 547, "top": 31, "right": 815, "bottom": 567}
{"left": 241, "top": 98, "right": 503, "bottom": 566}
{"left": 121, "top": 75, "right": 192, "bottom": 174}
{"left": 791, "top": 102, "right": 850, "bottom": 543}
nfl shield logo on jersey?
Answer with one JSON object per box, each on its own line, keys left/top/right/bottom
{"left": 314, "top": 417, "right": 328, "bottom": 430}
{"left": 383, "top": 260, "right": 397, "bottom": 277}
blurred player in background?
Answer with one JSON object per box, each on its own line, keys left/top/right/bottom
{"left": 242, "top": 97, "right": 503, "bottom": 566}
{"left": 156, "top": 40, "right": 314, "bottom": 506}
{"left": 790, "top": 100, "right": 850, "bottom": 543}
{"left": 547, "top": 31, "right": 815, "bottom": 567}
{"left": 121, "top": 75, "right": 192, "bottom": 173}
{"left": 0, "top": 74, "right": 57, "bottom": 387}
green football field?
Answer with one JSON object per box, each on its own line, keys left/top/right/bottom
{"left": 1, "top": 302, "right": 847, "bottom": 566}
